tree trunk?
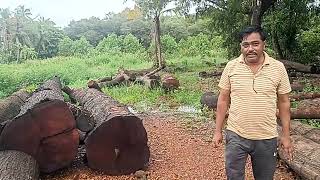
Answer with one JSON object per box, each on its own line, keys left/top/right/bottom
{"left": 279, "top": 59, "right": 311, "bottom": 73}
{"left": 0, "top": 89, "right": 30, "bottom": 124}
{"left": 272, "top": 30, "right": 284, "bottom": 59}
{"left": 161, "top": 74, "right": 180, "bottom": 93}
{"left": 250, "top": 0, "right": 262, "bottom": 26}
{"left": 290, "top": 120, "right": 320, "bottom": 144}
{"left": 278, "top": 134, "right": 320, "bottom": 180}
{"left": 0, "top": 77, "right": 79, "bottom": 173}
{"left": 68, "top": 103, "right": 95, "bottom": 132}
{"left": 154, "top": 14, "right": 164, "bottom": 68}
{"left": 63, "top": 87, "right": 150, "bottom": 175}
{"left": 290, "top": 92, "right": 320, "bottom": 101}
{"left": 290, "top": 107, "right": 320, "bottom": 120}
{"left": 0, "top": 150, "right": 39, "bottom": 180}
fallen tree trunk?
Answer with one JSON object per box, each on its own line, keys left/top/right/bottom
{"left": 0, "top": 150, "right": 39, "bottom": 180}
{"left": 280, "top": 60, "right": 311, "bottom": 73}
{"left": 290, "top": 107, "right": 320, "bottom": 120}
{"left": 290, "top": 120, "right": 320, "bottom": 144}
{"left": 68, "top": 103, "right": 95, "bottom": 132}
{"left": 199, "top": 71, "right": 223, "bottom": 78}
{"left": 63, "top": 87, "right": 150, "bottom": 175}
{"left": 161, "top": 74, "right": 180, "bottom": 92}
{"left": 278, "top": 134, "right": 320, "bottom": 180}
{"left": 290, "top": 92, "right": 320, "bottom": 101}
{"left": 88, "top": 72, "right": 130, "bottom": 90}
{"left": 0, "top": 89, "right": 30, "bottom": 124}
{"left": 0, "top": 77, "right": 79, "bottom": 173}
{"left": 135, "top": 76, "right": 160, "bottom": 89}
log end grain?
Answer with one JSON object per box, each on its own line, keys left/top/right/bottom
{"left": 85, "top": 115, "right": 150, "bottom": 175}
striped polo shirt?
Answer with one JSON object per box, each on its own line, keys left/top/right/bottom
{"left": 218, "top": 52, "right": 291, "bottom": 140}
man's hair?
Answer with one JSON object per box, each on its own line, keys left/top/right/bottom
{"left": 239, "top": 26, "right": 267, "bottom": 42}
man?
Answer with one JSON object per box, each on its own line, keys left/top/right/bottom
{"left": 213, "top": 26, "right": 293, "bottom": 180}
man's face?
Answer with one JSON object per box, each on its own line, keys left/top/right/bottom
{"left": 240, "top": 32, "right": 265, "bottom": 64}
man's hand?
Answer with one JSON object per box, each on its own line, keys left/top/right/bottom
{"left": 213, "top": 131, "right": 223, "bottom": 148}
{"left": 279, "top": 136, "right": 293, "bottom": 161}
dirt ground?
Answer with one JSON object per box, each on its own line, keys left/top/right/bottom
{"left": 41, "top": 112, "right": 299, "bottom": 180}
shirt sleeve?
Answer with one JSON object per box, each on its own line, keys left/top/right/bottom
{"left": 277, "top": 63, "right": 292, "bottom": 94}
{"left": 218, "top": 62, "right": 231, "bottom": 90}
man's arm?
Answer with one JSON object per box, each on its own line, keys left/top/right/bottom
{"left": 213, "top": 88, "right": 230, "bottom": 147}
{"left": 277, "top": 93, "right": 293, "bottom": 160}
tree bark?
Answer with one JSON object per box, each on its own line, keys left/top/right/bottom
{"left": 0, "top": 89, "right": 30, "bottom": 124}
{"left": 278, "top": 134, "right": 320, "bottom": 180}
{"left": 63, "top": 87, "right": 150, "bottom": 175}
{"left": 279, "top": 59, "right": 311, "bottom": 73}
{"left": 290, "top": 92, "right": 320, "bottom": 101}
{"left": 67, "top": 103, "right": 95, "bottom": 132}
{"left": 290, "top": 120, "right": 320, "bottom": 144}
{"left": 0, "top": 150, "right": 39, "bottom": 180}
{"left": 135, "top": 76, "right": 160, "bottom": 89}
{"left": 290, "top": 107, "right": 320, "bottom": 120}
{"left": 0, "top": 77, "right": 79, "bottom": 173}
{"left": 154, "top": 14, "right": 164, "bottom": 68}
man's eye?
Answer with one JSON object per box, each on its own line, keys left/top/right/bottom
{"left": 242, "top": 43, "right": 249, "bottom": 47}
{"left": 253, "top": 42, "right": 260, "bottom": 46}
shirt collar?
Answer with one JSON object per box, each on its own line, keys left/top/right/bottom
{"left": 239, "top": 52, "right": 270, "bottom": 66}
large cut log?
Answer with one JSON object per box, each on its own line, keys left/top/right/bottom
{"left": 67, "top": 103, "right": 95, "bottom": 132}
{"left": 0, "top": 89, "right": 30, "bottom": 124}
{"left": 279, "top": 59, "right": 311, "bottom": 73}
{"left": 199, "top": 71, "right": 223, "bottom": 78}
{"left": 278, "top": 135, "right": 320, "bottom": 180}
{"left": 0, "top": 150, "right": 39, "bottom": 180}
{"left": 290, "top": 120, "right": 320, "bottom": 144}
{"left": 0, "top": 77, "right": 79, "bottom": 173}
{"left": 297, "top": 98, "right": 320, "bottom": 109}
{"left": 200, "top": 92, "right": 218, "bottom": 109}
{"left": 290, "top": 107, "right": 320, "bottom": 120}
{"left": 290, "top": 92, "right": 320, "bottom": 101}
{"left": 63, "top": 87, "right": 150, "bottom": 175}
{"left": 161, "top": 74, "right": 180, "bottom": 92}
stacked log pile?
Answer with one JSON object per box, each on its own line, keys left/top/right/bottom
{"left": 0, "top": 77, "right": 79, "bottom": 173}
{"left": 87, "top": 67, "right": 179, "bottom": 92}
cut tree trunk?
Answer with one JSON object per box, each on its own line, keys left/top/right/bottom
{"left": 290, "top": 107, "right": 320, "bottom": 120}
{"left": 279, "top": 60, "right": 311, "bottom": 73}
{"left": 63, "top": 87, "right": 150, "bottom": 175}
{"left": 68, "top": 103, "right": 95, "bottom": 132}
{"left": 0, "top": 89, "right": 30, "bottom": 124}
{"left": 290, "top": 120, "right": 320, "bottom": 144}
{"left": 0, "top": 150, "right": 39, "bottom": 180}
{"left": 290, "top": 92, "right": 320, "bottom": 101}
{"left": 161, "top": 74, "right": 180, "bottom": 93}
{"left": 278, "top": 134, "right": 320, "bottom": 180}
{"left": 199, "top": 71, "right": 223, "bottom": 78}
{"left": 88, "top": 73, "right": 130, "bottom": 90}
{"left": 0, "top": 77, "right": 79, "bottom": 173}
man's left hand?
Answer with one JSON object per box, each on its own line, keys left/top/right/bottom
{"left": 279, "top": 136, "right": 293, "bottom": 161}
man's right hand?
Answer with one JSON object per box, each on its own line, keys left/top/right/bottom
{"left": 213, "top": 131, "right": 223, "bottom": 147}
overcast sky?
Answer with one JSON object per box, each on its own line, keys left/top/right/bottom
{"left": 0, "top": 0, "right": 136, "bottom": 27}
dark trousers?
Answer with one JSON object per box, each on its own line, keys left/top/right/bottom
{"left": 225, "top": 130, "right": 278, "bottom": 180}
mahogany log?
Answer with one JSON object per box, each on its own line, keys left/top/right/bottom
{"left": 278, "top": 134, "right": 320, "bottom": 180}
{"left": 0, "top": 150, "right": 39, "bottom": 180}
{"left": 63, "top": 87, "right": 149, "bottom": 175}
{"left": 0, "top": 77, "right": 79, "bottom": 173}
{"left": 290, "top": 92, "right": 320, "bottom": 101}
{"left": 0, "top": 89, "right": 30, "bottom": 124}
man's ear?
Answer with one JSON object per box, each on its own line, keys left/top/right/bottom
{"left": 263, "top": 41, "right": 266, "bottom": 50}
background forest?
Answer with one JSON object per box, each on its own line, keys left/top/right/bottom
{"left": 1, "top": 0, "right": 320, "bottom": 122}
